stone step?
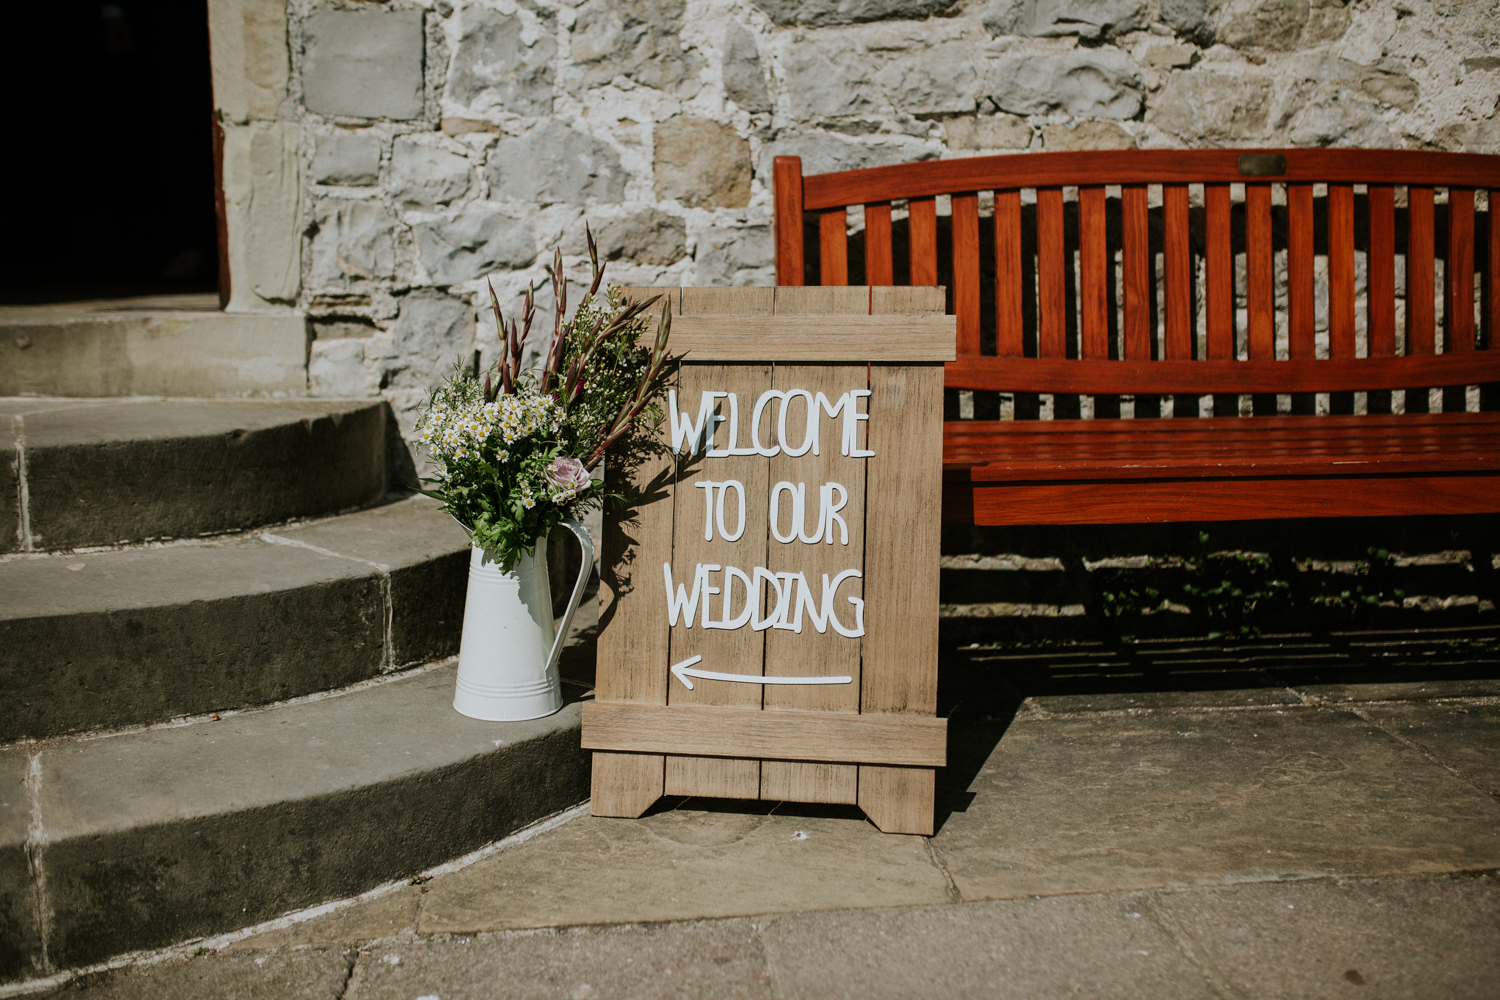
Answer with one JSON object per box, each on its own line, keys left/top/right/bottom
{"left": 0, "top": 657, "right": 592, "bottom": 980}
{"left": 0, "top": 497, "right": 472, "bottom": 742}
{"left": 2, "top": 396, "right": 387, "bottom": 553}
{"left": 0, "top": 295, "right": 307, "bottom": 398}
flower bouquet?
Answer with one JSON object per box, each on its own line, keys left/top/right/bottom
{"left": 418, "top": 229, "right": 674, "bottom": 721}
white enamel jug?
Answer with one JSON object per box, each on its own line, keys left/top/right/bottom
{"left": 452, "top": 521, "right": 594, "bottom": 721}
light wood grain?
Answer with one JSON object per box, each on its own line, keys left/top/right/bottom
{"left": 667, "top": 315, "right": 955, "bottom": 362}
{"left": 761, "top": 762, "right": 858, "bottom": 805}
{"left": 591, "top": 751, "right": 666, "bottom": 818}
{"left": 581, "top": 703, "right": 948, "bottom": 766}
{"left": 857, "top": 766, "right": 936, "bottom": 835}
{"left": 871, "top": 286, "right": 946, "bottom": 316}
{"left": 775, "top": 285, "right": 871, "bottom": 314}
{"left": 666, "top": 755, "right": 760, "bottom": 799}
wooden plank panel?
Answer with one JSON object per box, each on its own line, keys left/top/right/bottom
{"left": 995, "top": 189, "right": 1025, "bottom": 357}
{"left": 865, "top": 202, "right": 894, "bottom": 286}
{"left": 952, "top": 192, "right": 982, "bottom": 358}
{"left": 956, "top": 474, "right": 1500, "bottom": 526}
{"left": 858, "top": 767, "right": 936, "bottom": 836}
{"left": 1408, "top": 186, "right": 1436, "bottom": 355}
{"left": 761, "top": 762, "right": 858, "bottom": 805}
{"left": 820, "top": 208, "right": 850, "bottom": 286}
{"left": 909, "top": 197, "right": 938, "bottom": 286}
{"left": 581, "top": 703, "right": 949, "bottom": 767}
{"left": 773, "top": 285, "right": 870, "bottom": 314}
{"left": 1079, "top": 185, "right": 1109, "bottom": 360}
{"left": 1245, "top": 184, "right": 1275, "bottom": 360}
{"left": 1447, "top": 188, "right": 1476, "bottom": 352}
{"left": 1163, "top": 183, "right": 1193, "bottom": 360}
{"left": 1037, "top": 187, "right": 1067, "bottom": 358}
{"left": 1287, "top": 183, "right": 1316, "bottom": 360}
{"left": 871, "top": 285, "right": 946, "bottom": 315}
{"left": 591, "top": 752, "right": 665, "bottom": 819}
{"left": 681, "top": 286, "right": 774, "bottom": 314}
{"left": 669, "top": 315, "right": 957, "bottom": 362}
{"left": 1368, "top": 185, "right": 1397, "bottom": 357}
{"left": 1205, "top": 183, "right": 1234, "bottom": 360}
{"left": 1328, "top": 184, "right": 1357, "bottom": 358}
{"left": 942, "top": 353, "right": 1500, "bottom": 395}
{"left": 1122, "top": 185, "right": 1151, "bottom": 360}
{"left": 775, "top": 155, "right": 805, "bottom": 286}
{"left": 799, "top": 150, "right": 1500, "bottom": 210}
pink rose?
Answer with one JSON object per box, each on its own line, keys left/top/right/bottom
{"left": 544, "top": 456, "right": 593, "bottom": 493}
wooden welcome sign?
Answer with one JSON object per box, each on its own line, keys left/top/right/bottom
{"left": 582, "top": 286, "right": 955, "bottom": 835}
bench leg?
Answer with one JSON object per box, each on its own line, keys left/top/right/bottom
{"left": 858, "top": 765, "right": 936, "bottom": 836}
{"left": 591, "top": 751, "right": 664, "bottom": 818}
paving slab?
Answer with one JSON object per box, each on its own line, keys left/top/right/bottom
{"left": 1298, "top": 677, "right": 1500, "bottom": 702}
{"left": 0, "top": 497, "right": 471, "bottom": 739}
{"left": 1154, "top": 874, "right": 1500, "bottom": 999}
{"left": 342, "top": 920, "right": 773, "bottom": 1000}
{"left": 759, "top": 894, "right": 1208, "bottom": 1000}
{"left": 1355, "top": 701, "right": 1500, "bottom": 799}
{"left": 10, "top": 947, "right": 353, "bottom": 1000}
{"left": 32, "top": 664, "right": 589, "bottom": 970}
{"left": 1022, "top": 686, "right": 1305, "bottom": 714}
{"left": 415, "top": 805, "right": 952, "bottom": 934}
{"left": 10, "top": 398, "right": 384, "bottom": 549}
{"left": 932, "top": 705, "right": 1500, "bottom": 900}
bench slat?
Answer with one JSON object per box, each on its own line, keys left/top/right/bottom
{"left": 995, "top": 189, "right": 1024, "bottom": 356}
{"left": 1409, "top": 187, "right": 1437, "bottom": 358}
{"left": 944, "top": 353, "right": 1500, "bottom": 395}
{"left": 1122, "top": 185, "right": 1151, "bottom": 360}
{"left": 1164, "top": 184, "right": 1193, "bottom": 362}
{"left": 1079, "top": 186, "right": 1109, "bottom": 360}
{"left": 865, "top": 201, "right": 893, "bottom": 285}
{"left": 1488, "top": 188, "right": 1498, "bottom": 349}
{"left": 1205, "top": 183, "right": 1234, "bottom": 361}
{"left": 820, "top": 208, "right": 848, "bottom": 286}
{"left": 1369, "top": 186, "right": 1397, "bottom": 358}
{"left": 1245, "top": 184, "right": 1275, "bottom": 361}
{"left": 910, "top": 196, "right": 937, "bottom": 285}
{"left": 1449, "top": 188, "right": 1476, "bottom": 352}
{"left": 774, "top": 156, "right": 804, "bottom": 285}
{"left": 800, "top": 149, "right": 1500, "bottom": 210}
{"left": 1288, "top": 184, "right": 1316, "bottom": 362}
{"left": 953, "top": 192, "right": 981, "bottom": 358}
{"left": 1037, "top": 187, "right": 1067, "bottom": 358}
{"left": 1329, "top": 184, "right": 1357, "bottom": 359}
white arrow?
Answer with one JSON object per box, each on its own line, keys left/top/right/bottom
{"left": 669, "top": 655, "right": 853, "bottom": 692}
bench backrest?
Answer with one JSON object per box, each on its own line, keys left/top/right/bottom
{"left": 772, "top": 150, "right": 1500, "bottom": 399}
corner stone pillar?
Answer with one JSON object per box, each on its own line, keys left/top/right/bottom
{"left": 208, "top": 0, "right": 303, "bottom": 314}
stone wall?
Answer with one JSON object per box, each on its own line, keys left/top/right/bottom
{"left": 272, "top": 0, "right": 1500, "bottom": 438}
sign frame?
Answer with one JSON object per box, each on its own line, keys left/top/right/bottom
{"left": 582, "top": 285, "right": 955, "bottom": 835}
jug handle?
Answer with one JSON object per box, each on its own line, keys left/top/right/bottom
{"left": 545, "top": 520, "right": 595, "bottom": 675}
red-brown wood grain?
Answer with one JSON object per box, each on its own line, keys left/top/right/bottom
{"left": 995, "top": 189, "right": 1024, "bottom": 357}
{"left": 1164, "top": 184, "right": 1193, "bottom": 360}
{"left": 910, "top": 197, "right": 938, "bottom": 286}
{"left": 1037, "top": 187, "right": 1067, "bottom": 358}
{"left": 1122, "top": 185, "right": 1151, "bottom": 361}
{"left": 1448, "top": 187, "right": 1476, "bottom": 352}
{"left": 820, "top": 208, "right": 849, "bottom": 286}
{"left": 1368, "top": 185, "right": 1397, "bottom": 357}
{"left": 1328, "top": 184, "right": 1356, "bottom": 359}
{"left": 1288, "top": 183, "right": 1316, "bottom": 360}
{"left": 774, "top": 156, "right": 805, "bottom": 286}
{"left": 1408, "top": 187, "right": 1436, "bottom": 355}
{"left": 865, "top": 201, "right": 893, "bottom": 286}
{"left": 1488, "top": 189, "right": 1499, "bottom": 349}
{"left": 1205, "top": 183, "right": 1234, "bottom": 360}
{"left": 1079, "top": 185, "right": 1109, "bottom": 359}
{"left": 952, "top": 192, "right": 981, "bottom": 358}
{"left": 1245, "top": 184, "right": 1274, "bottom": 360}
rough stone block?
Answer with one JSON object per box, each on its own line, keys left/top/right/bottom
{"left": 312, "top": 132, "right": 382, "bottom": 185}
{"left": 1361, "top": 69, "right": 1420, "bottom": 111}
{"left": 986, "top": 48, "right": 1142, "bottom": 119}
{"left": 1217, "top": 0, "right": 1310, "bottom": 51}
{"left": 486, "top": 122, "right": 626, "bottom": 206}
{"left": 223, "top": 120, "right": 303, "bottom": 310}
{"left": 386, "top": 292, "right": 475, "bottom": 391}
{"left": 584, "top": 210, "right": 688, "bottom": 266}
{"left": 311, "top": 199, "right": 397, "bottom": 284}
{"left": 447, "top": 5, "right": 556, "bottom": 115}
{"left": 945, "top": 113, "right": 1033, "bottom": 150}
{"left": 301, "top": 10, "right": 425, "bottom": 119}
{"left": 413, "top": 204, "right": 537, "bottom": 284}
{"left": 0, "top": 538, "right": 385, "bottom": 741}
{"left": 1042, "top": 120, "right": 1136, "bottom": 150}
{"left": 982, "top": 0, "right": 1147, "bottom": 39}
{"left": 694, "top": 225, "right": 773, "bottom": 285}
{"left": 1286, "top": 87, "right": 1392, "bottom": 147}
{"left": 751, "top": 0, "right": 960, "bottom": 26}
{"left": 36, "top": 667, "right": 589, "bottom": 969}
{"left": 1160, "top": 0, "right": 1217, "bottom": 46}
{"left": 780, "top": 42, "right": 878, "bottom": 119}
{"left": 18, "top": 400, "right": 385, "bottom": 551}
{"left": 872, "top": 40, "right": 981, "bottom": 115}
{"left": 654, "top": 116, "right": 752, "bottom": 209}
{"left": 757, "top": 131, "right": 936, "bottom": 179}
{"left": 1148, "top": 69, "right": 1272, "bottom": 141}
{"left": 308, "top": 337, "right": 373, "bottom": 397}
{"left": 1435, "top": 115, "right": 1500, "bottom": 154}
{"left": 0, "top": 749, "right": 40, "bottom": 984}
{"left": 569, "top": 0, "right": 702, "bottom": 98}
{"left": 722, "top": 23, "right": 771, "bottom": 112}
{"left": 389, "top": 139, "right": 473, "bottom": 207}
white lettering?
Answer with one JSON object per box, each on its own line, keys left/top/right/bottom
{"left": 663, "top": 562, "right": 706, "bottom": 627}
{"left": 669, "top": 390, "right": 726, "bottom": 455}
{"left": 822, "top": 482, "right": 849, "bottom": 545}
{"left": 822, "top": 569, "right": 865, "bottom": 637}
{"left": 777, "top": 389, "right": 818, "bottom": 457}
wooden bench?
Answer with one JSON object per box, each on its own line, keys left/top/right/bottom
{"left": 772, "top": 150, "right": 1500, "bottom": 526}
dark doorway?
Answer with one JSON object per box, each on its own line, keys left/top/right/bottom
{"left": 0, "top": 1, "right": 219, "bottom": 304}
